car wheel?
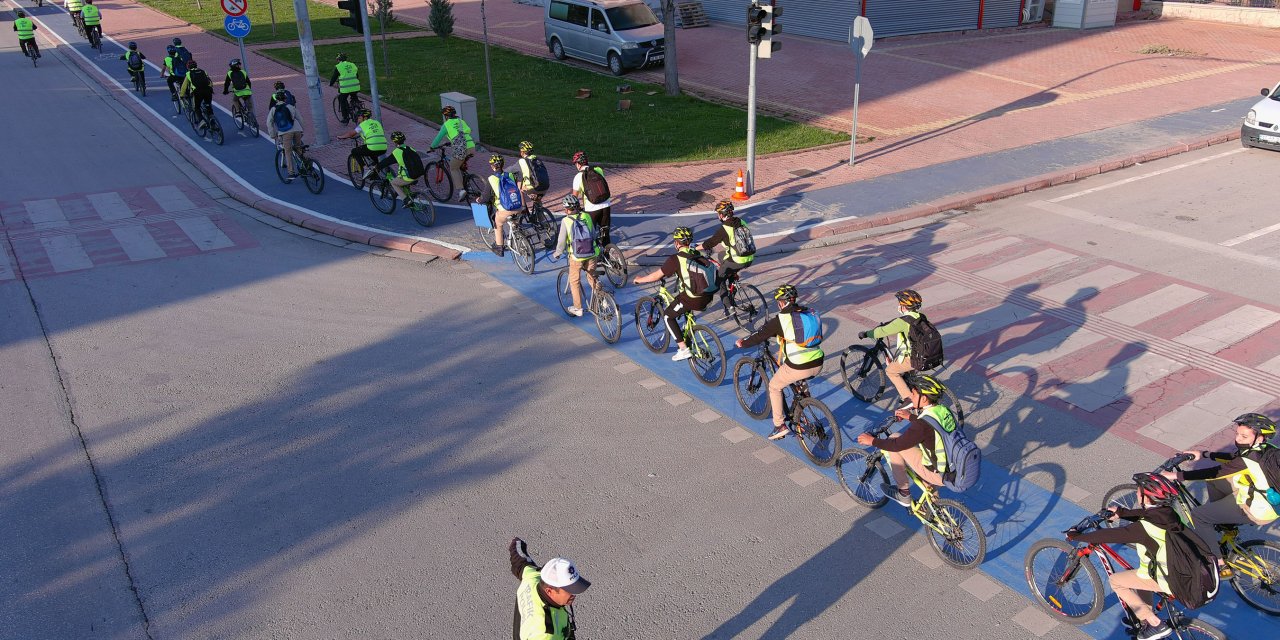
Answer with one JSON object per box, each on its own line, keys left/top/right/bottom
{"left": 550, "top": 38, "right": 566, "bottom": 61}
{"left": 608, "top": 52, "right": 624, "bottom": 76}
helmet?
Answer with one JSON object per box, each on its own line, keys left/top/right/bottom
{"left": 172, "top": 37, "right": 183, "bottom": 46}
{"left": 15, "top": 9, "right": 24, "bottom": 16}
{"left": 128, "top": 42, "right": 138, "bottom": 51}
{"left": 904, "top": 372, "right": 946, "bottom": 399}
{"left": 336, "top": 53, "right": 348, "bottom": 62}
{"left": 715, "top": 199, "right": 735, "bottom": 218}
{"left": 229, "top": 58, "right": 241, "bottom": 68}
{"left": 273, "top": 91, "right": 288, "bottom": 104}
{"left": 673, "top": 227, "right": 694, "bottom": 243}
{"left": 1133, "top": 472, "right": 1185, "bottom": 507}
{"left": 896, "top": 289, "right": 923, "bottom": 311}
{"left": 1234, "top": 413, "right": 1277, "bottom": 437}
{"left": 274, "top": 80, "right": 286, "bottom": 90}
{"left": 562, "top": 195, "right": 583, "bottom": 212}
{"left": 390, "top": 131, "right": 407, "bottom": 145}
{"left": 489, "top": 154, "right": 505, "bottom": 169}
{"left": 773, "top": 285, "right": 798, "bottom": 303}
{"left": 166, "top": 45, "right": 176, "bottom": 54}
{"left": 356, "top": 109, "right": 372, "bottom": 120}
{"left": 572, "top": 151, "right": 588, "bottom": 165}
{"left": 518, "top": 140, "right": 534, "bottom": 153}
{"left": 187, "top": 59, "right": 199, "bottom": 70}
{"left": 441, "top": 105, "right": 457, "bottom": 119}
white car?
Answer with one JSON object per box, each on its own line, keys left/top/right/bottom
{"left": 1242, "top": 81, "right": 1280, "bottom": 151}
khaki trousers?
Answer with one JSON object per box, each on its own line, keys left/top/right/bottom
{"left": 277, "top": 131, "right": 302, "bottom": 174}
{"left": 568, "top": 257, "right": 598, "bottom": 310}
{"left": 886, "top": 359, "right": 914, "bottom": 401}
{"left": 448, "top": 155, "right": 468, "bottom": 199}
{"left": 494, "top": 207, "right": 517, "bottom": 246}
{"left": 1110, "top": 569, "right": 1161, "bottom": 623}
{"left": 884, "top": 438, "right": 944, "bottom": 490}
{"left": 768, "top": 363, "right": 817, "bottom": 428}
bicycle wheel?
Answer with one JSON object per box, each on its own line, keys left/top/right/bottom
{"left": 1100, "top": 484, "right": 1140, "bottom": 515}
{"left": 794, "top": 397, "right": 841, "bottom": 467}
{"left": 634, "top": 296, "right": 669, "bottom": 353}
{"left": 534, "top": 206, "right": 557, "bottom": 249}
{"left": 246, "top": 108, "right": 259, "bottom": 137}
{"left": 688, "top": 324, "right": 726, "bottom": 387}
{"left": 1024, "top": 538, "right": 1104, "bottom": 622}
{"left": 1176, "top": 618, "right": 1227, "bottom": 640}
{"left": 303, "top": 159, "right": 325, "bottom": 194}
{"left": 476, "top": 222, "right": 497, "bottom": 250}
{"left": 728, "top": 283, "right": 769, "bottom": 333}
{"left": 842, "top": 345, "right": 887, "bottom": 403}
{"left": 274, "top": 149, "right": 290, "bottom": 183}
{"left": 602, "top": 244, "right": 628, "bottom": 288}
{"left": 210, "top": 119, "right": 224, "bottom": 145}
{"left": 424, "top": 162, "right": 453, "bottom": 202}
{"left": 369, "top": 180, "right": 397, "bottom": 214}
{"left": 172, "top": 96, "right": 182, "bottom": 115}
{"left": 347, "top": 155, "right": 366, "bottom": 190}
{"left": 233, "top": 109, "right": 245, "bottom": 131}
{"left": 409, "top": 197, "right": 435, "bottom": 228}
{"left": 733, "top": 358, "right": 770, "bottom": 419}
{"left": 464, "top": 174, "right": 485, "bottom": 200}
{"left": 1229, "top": 539, "right": 1280, "bottom": 614}
{"left": 928, "top": 498, "right": 986, "bottom": 569}
{"left": 594, "top": 289, "right": 621, "bottom": 344}
{"left": 331, "top": 94, "right": 343, "bottom": 122}
{"left": 836, "top": 449, "right": 890, "bottom": 508}
{"left": 510, "top": 233, "right": 534, "bottom": 275}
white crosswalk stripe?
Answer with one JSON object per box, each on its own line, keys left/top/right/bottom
{"left": 1050, "top": 351, "right": 1185, "bottom": 412}
{"left": 24, "top": 199, "right": 68, "bottom": 229}
{"left": 933, "top": 236, "right": 1020, "bottom": 264}
{"left": 1036, "top": 265, "right": 1139, "bottom": 304}
{"left": 1100, "top": 283, "right": 1206, "bottom": 326}
{"left": 87, "top": 192, "right": 135, "bottom": 221}
{"left": 146, "top": 185, "right": 196, "bottom": 213}
{"left": 854, "top": 281, "right": 975, "bottom": 322}
{"left": 175, "top": 217, "right": 234, "bottom": 251}
{"left": 1137, "top": 382, "right": 1275, "bottom": 450}
{"left": 979, "top": 327, "right": 1108, "bottom": 374}
{"left": 1172, "top": 305, "right": 1280, "bottom": 354}
{"left": 111, "top": 227, "right": 166, "bottom": 262}
{"left": 973, "top": 248, "right": 1077, "bottom": 283}
{"left": 40, "top": 236, "right": 93, "bottom": 273}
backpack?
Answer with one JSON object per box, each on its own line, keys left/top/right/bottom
{"left": 126, "top": 51, "right": 143, "bottom": 70}
{"left": 280, "top": 89, "right": 297, "bottom": 106}
{"left": 786, "top": 308, "right": 823, "bottom": 348}
{"left": 729, "top": 222, "right": 756, "bottom": 258}
{"left": 1248, "top": 444, "right": 1280, "bottom": 510}
{"left": 229, "top": 69, "right": 249, "bottom": 91}
{"left": 920, "top": 410, "right": 981, "bottom": 492}
{"left": 497, "top": 172, "right": 524, "bottom": 211}
{"left": 581, "top": 166, "right": 610, "bottom": 204}
{"left": 188, "top": 68, "right": 211, "bottom": 91}
{"left": 401, "top": 147, "right": 426, "bottom": 180}
{"left": 1157, "top": 526, "right": 1220, "bottom": 610}
{"left": 272, "top": 105, "right": 294, "bottom": 132}
{"left": 569, "top": 214, "right": 596, "bottom": 257}
{"left": 526, "top": 156, "right": 550, "bottom": 193}
{"left": 679, "top": 251, "right": 718, "bottom": 296}
{"left": 172, "top": 48, "right": 191, "bottom": 77}
{"left": 904, "top": 313, "right": 944, "bottom": 371}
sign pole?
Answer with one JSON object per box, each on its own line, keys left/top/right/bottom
{"left": 745, "top": 41, "right": 758, "bottom": 195}
{"left": 237, "top": 37, "right": 249, "bottom": 76}
{"left": 849, "top": 52, "right": 860, "bottom": 166}
{"left": 292, "top": 0, "right": 330, "bottom": 144}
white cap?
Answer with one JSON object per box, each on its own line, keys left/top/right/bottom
{"left": 541, "top": 558, "right": 590, "bottom": 595}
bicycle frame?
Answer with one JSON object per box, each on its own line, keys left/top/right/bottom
{"left": 860, "top": 420, "right": 958, "bottom": 537}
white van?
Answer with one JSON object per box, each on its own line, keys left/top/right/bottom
{"left": 1242, "top": 81, "right": 1280, "bottom": 151}
{"left": 545, "top": 0, "right": 666, "bottom": 76}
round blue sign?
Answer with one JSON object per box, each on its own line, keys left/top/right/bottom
{"left": 224, "top": 15, "right": 252, "bottom": 39}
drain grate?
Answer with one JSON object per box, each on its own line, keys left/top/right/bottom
{"left": 790, "top": 168, "right": 818, "bottom": 178}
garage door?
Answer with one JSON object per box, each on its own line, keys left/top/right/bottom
{"left": 863, "top": 0, "right": 980, "bottom": 38}
{"left": 700, "top": 0, "right": 859, "bottom": 42}
{"left": 982, "top": 0, "right": 1024, "bottom": 29}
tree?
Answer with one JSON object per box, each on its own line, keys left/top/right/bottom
{"left": 661, "top": 0, "right": 679, "bottom": 96}
{"left": 429, "top": 0, "right": 455, "bottom": 38}
{"left": 375, "top": 0, "right": 394, "bottom": 75}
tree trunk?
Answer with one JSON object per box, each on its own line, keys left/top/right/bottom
{"left": 662, "top": 0, "right": 679, "bottom": 96}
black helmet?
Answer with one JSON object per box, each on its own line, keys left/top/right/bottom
{"left": 773, "top": 284, "right": 798, "bottom": 303}
{"left": 390, "top": 131, "right": 407, "bottom": 145}
{"left": 356, "top": 109, "right": 372, "bottom": 120}
{"left": 903, "top": 372, "right": 947, "bottom": 399}
{"left": 15, "top": 9, "right": 24, "bottom": 16}
{"left": 336, "top": 53, "right": 349, "bottom": 62}
{"left": 1235, "top": 413, "right": 1277, "bottom": 437}
{"left": 172, "top": 37, "right": 183, "bottom": 46}
{"left": 274, "top": 80, "right": 286, "bottom": 90}
{"left": 715, "top": 199, "right": 735, "bottom": 218}
{"left": 441, "top": 105, "right": 457, "bottom": 119}
{"left": 166, "top": 45, "right": 176, "bottom": 54}
{"left": 187, "top": 59, "right": 199, "bottom": 70}
{"left": 895, "top": 289, "right": 923, "bottom": 311}
{"left": 489, "top": 154, "right": 505, "bottom": 169}
{"left": 273, "top": 91, "right": 288, "bottom": 104}
{"left": 229, "top": 58, "right": 241, "bottom": 68}
{"left": 128, "top": 41, "right": 138, "bottom": 51}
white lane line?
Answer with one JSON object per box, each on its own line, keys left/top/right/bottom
{"left": 87, "top": 192, "right": 135, "bottom": 221}
{"left": 0, "top": 240, "right": 15, "bottom": 281}
{"left": 1172, "top": 305, "right": 1280, "bottom": 354}
{"left": 1137, "top": 382, "right": 1274, "bottom": 450}
{"left": 1048, "top": 148, "right": 1246, "bottom": 202}
{"left": 1029, "top": 200, "right": 1280, "bottom": 271}
{"left": 1221, "top": 220, "right": 1280, "bottom": 247}
{"left": 972, "top": 248, "right": 1077, "bottom": 283}
{"left": 175, "top": 217, "right": 235, "bottom": 251}
{"left": 1036, "top": 265, "right": 1139, "bottom": 304}
{"left": 145, "top": 186, "right": 196, "bottom": 213}
{"left": 1100, "top": 283, "right": 1206, "bottom": 326}
{"left": 933, "top": 235, "right": 1020, "bottom": 265}
{"left": 110, "top": 227, "right": 166, "bottom": 261}
{"left": 24, "top": 199, "right": 69, "bottom": 229}
{"left": 611, "top": 198, "right": 778, "bottom": 218}
{"left": 40, "top": 236, "right": 93, "bottom": 273}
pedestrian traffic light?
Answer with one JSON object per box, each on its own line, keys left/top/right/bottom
{"left": 338, "top": 0, "right": 364, "bottom": 34}
{"left": 746, "top": 3, "right": 766, "bottom": 45}
{"left": 759, "top": 4, "right": 782, "bottom": 58}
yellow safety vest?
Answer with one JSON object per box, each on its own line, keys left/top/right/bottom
{"left": 335, "top": 61, "right": 360, "bottom": 94}
{"left": 919, "top": 404, "right": 956, "bottom": 473}
{"left": 15, "top": 18, "right": 35, "bottom": 39}
{"left": 81, "top": 4, "right": 100, "bottom": 25}
{"left": 778, "top": 312, "right": 823, "bottom": 366}
{"left": 1136, "top": 520, "right": 1172, "bottom": 593}
{"left": 515, "top": 566, "right": 572, "bottom": 640}
{"left": 356, "top": 119, "right": 386, "bottom": 151}
{"left": 1236, "top": 454, "right": 1279, "bottom": 523}
{"left": 724, "top": 222, "right": 754, "bottom": 265}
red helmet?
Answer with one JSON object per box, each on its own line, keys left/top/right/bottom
{"left": 1132, "top": 472, "right": 1184, "bottom": 507}
{"left": 572, "top": 151, "right": 588, "bottom": 165}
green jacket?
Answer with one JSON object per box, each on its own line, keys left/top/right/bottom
{"left": 868, "top": 311, "right": 920, "bottom": 363}
{"left": 431, "top": 117, "right": 475, "bottom": 149}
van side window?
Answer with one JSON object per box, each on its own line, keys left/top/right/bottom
{"left": 549, "top": 0, "right": 570, "bottom": 22}
{"left": 566, "top": 3, "right": 589, "bottom": 27}
{"left": 590, "top": 8, "right": 609, "bottom": 32}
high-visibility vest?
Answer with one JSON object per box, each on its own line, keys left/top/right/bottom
{"left": 335, "top": 61, "right": 360, "bottom": 94}
{"left": 778, "top": 312, "right": 823, "bottom": 366}
{"left": 81, "top": 4, "right": 101, "bottom": 25}
{"left": 356, "top": 119, "right": 386, "bottom": 151}
{"left": 15, "top": 18, "right": 35, "bottom": 39}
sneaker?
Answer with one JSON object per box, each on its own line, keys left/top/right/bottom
{"left": 1137, "top": 621, "right": 1172, "bottom": 640}
{"left": 456, "top": 189, "right": 469, "bottom": 203}
{"left": 767, "top": 426, "right": 789, "bottom": 441}
{"left": 671, "top": 347, "right": 692, "bottom": 362}
{"left": 882, "top": 483, "right": 911, "bottom": 507}
{"left": 491, "top": 244, "right": 504, "bottom": 257}
{"left": 566, "top": 306, "right": 584, "bottom": 317}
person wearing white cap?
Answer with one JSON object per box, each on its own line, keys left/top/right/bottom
{"left": 509, "top": 537, "right": 590, "bottom": 640}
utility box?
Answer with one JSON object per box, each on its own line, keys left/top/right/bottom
{"left": 1053, "top": 0, "right": 1119, "bottom": 29}
{"left": 440, "top": 92, "right": 480, "bottom": 144}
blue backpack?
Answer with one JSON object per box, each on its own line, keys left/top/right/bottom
{"left": 497, "top": 172, "right": 523, "bottom": 211}
{"left": 788, "top": 308, "right": 823, "bottom": 347}
{"left": 921, "top": 409, "right": 981, "bottom": 492}
{"left": 171, "top": 48, "right": 191, "bottom": 77}
{"left": 273, "top": 105, "right": 294, "bottom": 132}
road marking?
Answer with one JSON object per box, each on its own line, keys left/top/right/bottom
{"left": 1036, "top": 265, "right": 1139, "bottom": 304}
{"left": 87, "top": 192, "right": 134, "bottom": 221}
{"left": 664, "top": 392, "right": 691, "bottom": 406}
{"left": 824, "top": 493, "right": 857, "bottom": 512}
{"left": 933, "top": 235, "right": 1021, "bottom": 264}
{"left": 1050, "top": 351, "right": 1185, "bottom": 412}
{"left": 691, "top": 409, "right": 720, "bottom": 423}
{"left": 959, "top": 573, "right": 1004, "bottom": 602}
{"left": 1258, "top": 354, "right": 1280, "bottom": 377}
{"left": 1172, "top": 305, "right": 1280, "bottom": 353}
{"left": 1221, "top": 220, "right": 1280, "bottom": 247}
{"left": 979, "top": 327, "right": 1107, "bottom": 373}
{"left": 721, "top": 426, "right": 753, "bottom": 443}
{"left": 753, "top": 446, "right": 786, "bottom": 464}
{"left": 1137, "top": 382, "right": 1274, "bottom": 450}
{"left": 24, "top": 199, "right": 68, "bottom": 229}
{"left": 787, "top": 467, "right": 823, "bottom": 487}
{"left": 40, "top": 236, "right": 93, "bottom": 273}
{"left": 1048, "top": 148, "right": 1246, "bottom": 203}
{"left": 1100, "top": 283, "right": 1206, "bottom": 326}
{"left": 175, "top": 217, "right": 234, "bottom": 251}
{"left": 0, "top": 241, "right": 15, "bottom": 281}
{"left": 146, "top": 186, "right": 196, "bottom": 213}
{"left": 972, "top": 248, "right": 1077, "bottom": 283}
{"left": 865, "top": 516, "right": 906, "bottom": 539}
{"left": 939, "top": 302, "right": 1039, "bottom": 341}
{"left": 1012, "top": 605, "right": 1059, "bottom": 637}
{"left": 1029, "top": 200, "right": 1280, "bottom": 271}
{"left": 110, "top": 227, "right": 166, "bottom": 261}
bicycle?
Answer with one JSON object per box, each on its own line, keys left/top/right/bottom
{"left": 129, "top": 67, "right": 146, "bottom": 96}
{"left": 733, "top": 339, "right": 841, "bottom": 466}
{"left": 595, "top": 224, "right": 629, "bottom": 289}
{"left": 274, "top": 140, "right": 325, "bottom": 194}
{"left": 231, "top": 100, "right": 259, "bottom": 138}
{"left": 86, "top": 25, "right": 101, "bottom": 51}
{"left": 22, "top": 40, "right": 40, "bottom": 68}
{"left": 423, "top": 145, "right": 484, "bottom": 203}
{"left": 72, "top": 13, "right": 85, "bottom": 39}
{"left": 1101, "top": 453, "right": 1280, "bottom": 615}
{"left": 345, "top": 139, "right": 382, "bottom": 191}
{"left": 192, "top": 103, "right": 224, "bottom": 145}
{"left": 836, "top": 415, "right": 987, "bottom": 569}
{"left": 1024, "top": 510, "right": 1226, "bottom": 639}
{"left": 367, "top": 168, "right": 436, "bottom": 228}
{"left": 634, "top": 278, "right": 727, "bottom": 386}
{"left": 710, "top": 259, "right": 767, "bottom": 332}
{"left": 839, "top": 333, "right": 966, "bottom": 427}
{"left": 554, "top": 258, "right": 621, "bottom": 343}
{"left": 332, "top": 92, "right": 364, "bottom": 125}
{"left": 523, "top": 192, "right": 559, "bottom": 252}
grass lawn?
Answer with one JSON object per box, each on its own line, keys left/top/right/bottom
{"left": 260, "top": 37, "right": 847, "bottom": 164}
{"left": 135, "top": 0, "right": 418, "bottom": 45}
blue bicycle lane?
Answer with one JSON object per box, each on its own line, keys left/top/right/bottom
{"left": 473, "top": 249, "right": 1278, "bottom": 640}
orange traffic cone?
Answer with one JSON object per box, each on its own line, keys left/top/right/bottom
{"left": 731, "top": 170, "right": 749, "bottom": 201}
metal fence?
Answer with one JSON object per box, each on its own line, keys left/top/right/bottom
{"left": 1157, "top": 0, "right": 1278, "bottom": 8}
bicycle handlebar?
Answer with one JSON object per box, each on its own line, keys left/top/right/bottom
{"left": 1156, "top": 453, "right": 1196, "bottom": 473}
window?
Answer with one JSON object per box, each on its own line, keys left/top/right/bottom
{"left": 590, "top": 8, "right": 609, "bottom": 32}
{"left": 605, "top": 4, "right": 659, "bottom": 31}
{"left": 565, "top": 2, "right": 589, "bottom": 27}
{"left": 549, "top": 1, "right": 570, "bottom": 22}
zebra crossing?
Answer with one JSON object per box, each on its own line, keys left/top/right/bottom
{"left": 0, "top": 184, "right": 256, "bottom": 280}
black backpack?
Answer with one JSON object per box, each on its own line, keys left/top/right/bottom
{"left": 228, "top": 69, "right": 249, "bottom": 91}
{"left": 126, "top": 51, "right": 143, "bottom": 70}
{"left": 1157, "top": 527, "right": 1220, "bottom": 610}
{"left": 526, "top": 156, "right": 550, "bottom": 193}
{"left": 401, "top": 147, "right": 426, "bottom": 180}
{"left": 904, "top": 313, "right": 944, "bottom": 371}
{"left": 581, "top": 166, "right": 610, "bottom": 204}
{"left": 1247, "top": 444, "right": 1280, "bottom": 509}
{"left": 188, "top": 68, "right": 211, "bottom": 91}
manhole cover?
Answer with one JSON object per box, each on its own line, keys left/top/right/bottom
{"left": 675, "top": 190, "right": 713, "bottom": 204}
{"left": 790, "top": 168, "right": 818, "bottom": 178}
{"left": 1175, "top": 215, "right": 1197, "bottom": 222}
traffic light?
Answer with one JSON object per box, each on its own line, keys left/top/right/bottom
{"left": 759, "top": 4, "right": 782, "bottom": 58}
{"left": 746, "top": 3, "right": 766, "bottom": 45}
{"left": 338, "top": 0, "right": 364, "bottom": 34}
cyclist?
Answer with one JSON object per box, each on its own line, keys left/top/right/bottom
{"left": 429, "top": 105, "right": 475, "bottom": 202}
{"left": 1165, "top": 413, "right": 1279, "bottom": 552}
{"left": 179, "top": 59, "right": 215, "bottom": 131}
{"left": 162, "top": 44, "right": 184, "bottom": 101}
{"left": 80, "top": 0, "right": 101, "bottom": 44}
{"left": 65, "top": 0, "right": 84, "bottom": 32}
{"left": 266, "top": 91, "right": 304, "bottom": 179}
{"left": 632, "top": 227, "right": 718, "bottom": 362}
{"left": 13, "top": 10, "right": 38, "bottom": 60}
{"left": 223, "top": 59, "right": 253, "bottom": 119}
{"left": 373, "top": 132, "right": 426, "bottom": 208}
{"left": 272, "top": 80, "right": 296, "bottom": 107}
{"left": 481, "top": 154, "right": 523, "bottom": 257}
{"left": 1066, "top": 473, "right": 1206, "bottom": 640}
{"left": 856, "top": 289, "right": 927, "bottom": 408}
{"left": 516, "top": 140, "right": 549, "bottom": 203}
{"left": 734, "top": 284, "right": 825, "bottom": 441}
{"left": 120, "top": 42, "right": 146, "bottom": 85}
{"left": 552, "top": 196, "right": 601, "bottom": 317}
{"left": 571, "top": 151, "right": 613, "bottom": 247}
{"left": 855, "top": 373, "right": 957, "bottom": 507}
{"left": 509, "top": 538, "right": 590, "bottom": 640}
{"left": 336, "top": 109, "right": 387, "bottom": 177}
{"left": 701, "top": 199, "right": 755, "bottom": 311}
{"left": 329, "top": 53, "right": 360, "bottom": 124}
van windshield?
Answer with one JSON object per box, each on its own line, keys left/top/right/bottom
{"left": 606, "top": 5, "right": 659, "bottom": 30}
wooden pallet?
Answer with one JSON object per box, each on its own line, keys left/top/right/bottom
{"left": 676, "top": 1, "right": 709, "bottom": 29}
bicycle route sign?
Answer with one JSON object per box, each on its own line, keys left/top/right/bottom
{"left": 224, "top": 15, "right": 252, "bottom": 39}
{"left": 221, "top": 0, "right": 247, "bottom": 17}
